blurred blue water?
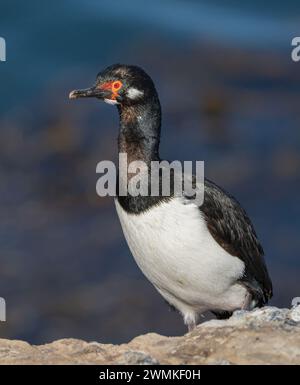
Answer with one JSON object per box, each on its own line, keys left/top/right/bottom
{"left": 1, "top": 0, "right": 300, "bottom": 113}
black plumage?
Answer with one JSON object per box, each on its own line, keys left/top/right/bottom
{"left": 201, "top": 179, "right": 272, "bottom": 307}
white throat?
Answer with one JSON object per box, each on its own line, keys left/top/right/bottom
{"left": 104, "top": 98, "right": 119, "bottom": 105}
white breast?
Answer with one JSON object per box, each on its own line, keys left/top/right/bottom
{"left": 115, "top": 197, "right": 247, "bottom": 322}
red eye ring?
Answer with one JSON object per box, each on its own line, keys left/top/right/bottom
{"left": 112, "top": 81, "right": 122, "bottom": 91}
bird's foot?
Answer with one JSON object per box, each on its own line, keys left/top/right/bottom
{"left": 187, "top": 321, "right": 196, "bottom": 332}
{"left": 242, "top": 291, "right": 252, "bottom": 310}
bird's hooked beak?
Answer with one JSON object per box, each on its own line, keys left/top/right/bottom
{"left": 69, "top": 86, "right": 108, "bottom": 100}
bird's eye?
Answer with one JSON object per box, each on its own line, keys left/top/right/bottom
{"left": 112, "top": 81, "right": 122, "bottom": 91}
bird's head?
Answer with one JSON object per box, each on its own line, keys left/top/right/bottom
{"left": 69, "top": 64, "right": 157, "bottom": 107}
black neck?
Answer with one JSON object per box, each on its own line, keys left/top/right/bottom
{"left": 117, "top": 95, "right": 161, "bottom": 164}
{"left": 116, "top": 93, "right": 167, "bottom": 213}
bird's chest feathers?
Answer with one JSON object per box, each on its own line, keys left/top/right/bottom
{"left": 115, "top": 198, "right": 245, "bottom": 297}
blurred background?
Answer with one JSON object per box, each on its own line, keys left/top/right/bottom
{"left": 0, "top": 0, "right": 299, "bottom": 343}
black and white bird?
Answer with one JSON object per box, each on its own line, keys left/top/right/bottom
{"left": 69, "top": 64, "right": 273, "bottom": 331}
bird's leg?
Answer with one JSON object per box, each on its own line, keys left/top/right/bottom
{"left": 184, "top": 312, "right": 197, "bottom": 332}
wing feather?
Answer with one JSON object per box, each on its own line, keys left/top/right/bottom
{"left": 200, "top": 178, "right": 273, "bottom": 305}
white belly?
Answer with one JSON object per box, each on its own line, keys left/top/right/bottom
{"left": 115, "top": 197, "right": 247, "bottom": 321}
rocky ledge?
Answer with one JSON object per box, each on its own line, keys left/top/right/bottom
{"left": 0, "top": 306, "right": 300, "bottom": 365}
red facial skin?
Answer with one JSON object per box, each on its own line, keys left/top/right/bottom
{"left": 98, "top": 80, "right": 123, "bottom": 100}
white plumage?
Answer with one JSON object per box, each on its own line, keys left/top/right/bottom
{"left": 127, "top": 87, "right": 144, "bottom": 100}
{"left": 115, "top": 197, "right": 248, "bottom": 327}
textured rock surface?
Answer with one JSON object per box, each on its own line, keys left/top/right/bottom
{"left": 0, "top": 306, "right": 300, "bottom": 365}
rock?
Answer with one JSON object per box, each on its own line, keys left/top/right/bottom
{"left": 290, "top": 306, "right": 300, "bottom": 322}
{"left": 0, "top": 306, "right": 299, "bottom": 365}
